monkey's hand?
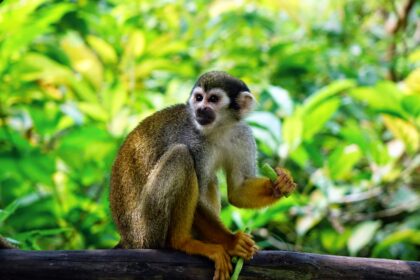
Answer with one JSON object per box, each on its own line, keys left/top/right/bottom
{"left": 271, "top": 167, "right": 297, "bottom": 198}
{"left": 226, "top": 231, "right": 258, "bottom": 261}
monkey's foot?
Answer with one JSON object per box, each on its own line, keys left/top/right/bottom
{"left": 227, "top": 231, "right": 257, "bottom": 261}
{"left": 272, "top": 167, "right": 297, "bottom": 198}
{"left": 208, "top": 244, "right": 232, "bottom": 280}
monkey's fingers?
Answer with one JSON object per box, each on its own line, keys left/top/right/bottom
{"left": 213, "top": 257, "right": 231, "bottom": 280}
{"left": 230, "top": 248, "right": 254, "bottom": 261}
{"left": 237, "top": 236, "right": 255, "bottom": 249}
{"left": 231, "top": 232, "right": 255, "bottom": 256}
{"left": 229, "top": 243, "right": 252, "bottom": 259}
{"left": 226, "top": 252, "right": 233, "bottom": 273}
{"left": 214, "top": 267, "right": 220, "bottom": 280}
{"left": 252, "top": 245, "right": 259, "bottom": 254}
{"left": 275, "top": 167, "right": 291, "bottom": 177}
{"left": 272, "top": 178, "right": 286, "bottom": 198}
{"left": 274, "top": 167, "right": 297, "bottom": 197}
{"left": 242, "top": 234, "right": 256, "bottom": 247}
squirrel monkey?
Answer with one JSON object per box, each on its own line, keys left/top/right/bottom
{"left": 110, "top": 71, "right": 296, "bottom": 280}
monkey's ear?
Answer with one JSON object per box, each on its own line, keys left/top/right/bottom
{"left": 238, "top": 91, "right": 256, "bottom": 117}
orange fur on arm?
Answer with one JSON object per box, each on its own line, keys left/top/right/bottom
{"left": 228, "top": 177, "right": 278, "bottom": 209}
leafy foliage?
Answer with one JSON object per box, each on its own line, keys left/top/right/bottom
{"left": 0, "top": 0, "right": 419, "bottom": 260}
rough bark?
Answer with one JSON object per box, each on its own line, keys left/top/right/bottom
{"left": 0, "top": 249, "right": 419, "bottom": 280}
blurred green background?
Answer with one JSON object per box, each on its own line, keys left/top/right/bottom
{"left": 0, "top": 0, "right": 419, "bottom": 260}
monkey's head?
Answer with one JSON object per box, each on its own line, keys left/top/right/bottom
{"left": 188, "top": 71, "right": 255, "bottom": 131}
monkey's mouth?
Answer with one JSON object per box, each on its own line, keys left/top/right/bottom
{"left": 196, "top": 116, "right": 215, "bottom": 126}
{"left": 195, "top": 109, "right": 215, "bottom": 126}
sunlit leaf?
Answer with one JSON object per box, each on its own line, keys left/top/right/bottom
{"left": 266, "top": 86, "right": 294, "bottom": 116}
{"left": 61, "top": 32, "right": 104, "bottom": 90}
{"left": 302, "top": 97, "right": 340, "bottom": 140}
{"left": 16, "top": 53, "right": 97, "bottom": 102}
{"left": 0, "top": 1, "right": 74, "bottom": 72}
{"left": 350, "top": 82, "right": 406, "bottom": 118}
{"left": 86, "top": 35, "right": 118, "bottom": 64}
{"left": 341, "top": 120, "right": 391, "bottom": 165}
{"left": 78, "top": 102, "right": 109, "bottom": 122}
{"left": 296, "top": 191, "right": 327, "bottom": 236}
{"left": 328, "top": 144, "right": 362, "bottom": 180}
{"left": 282, "top": 109, "right": 303, "bottom": 155}
{"left": 247, "top": 111, "right": 282, "bottom": 142}
{"left": 383, "top": 115, "right": 419, "bottom": 154}
{"left": 296, "top": 209, "right": 324, "bottom": 237}
{"left": 404, "top": 68, "right": 420, "bottom": 93}
{"left": 302, "top": 79, "right": 355, "bottom": 113}
{"left": 121, "top": 29, "right": 146, "bottom": 68}
{"left": 348, "top": 221, "right": 381, "bottom": 256}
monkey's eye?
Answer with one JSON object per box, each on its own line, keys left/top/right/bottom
{"left": 195, "top": 94, "right": 203, "bottom": 102}
{"left": 209, "top": 95, "right": 219, "bottom": 103}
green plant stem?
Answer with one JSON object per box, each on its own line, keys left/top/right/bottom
{"left": 261, "top": 163, "right": 277, "bottom": 181}
{"left": 231, "top": 228, "right": 251, "bottom": 280}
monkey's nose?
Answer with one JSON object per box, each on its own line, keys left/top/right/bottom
{"left": 196, "top": 108, "right": 215, "bottom": 125}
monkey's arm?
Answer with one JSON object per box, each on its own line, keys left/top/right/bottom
{"left": 225, "top": 127, "right": 295, "bottom": 209}
{"left": 227, "top": 177, "right": 279, "bottom": 208}
{"left": 227, "top": 172, "right": 296, "bottom": 209}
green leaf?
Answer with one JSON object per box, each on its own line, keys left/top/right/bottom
{"left": 250, "top": 126, "right": 277, "bottom": 155}
{"left": 16, "top": 53, "right": 97, "bottom": 102}
{"left": 121, "top": 29, "right": 146, "bottom": 68}
{"left": 86, "top": 35, "right": 118, "bottom": 64}
{"left": 321, "top": 228, "right": 351, "bottom": 254}
{"left": 282, "top": 109, "right": 303, "bottom": 154}
{"left": 61, "top": 32, "right": 104, "bottom": 90}
{"left": 302, "top": 98, "right": 340, "bottom": 140}
{"left": 248, "top": 198, "right": 297, "bottom": 229}
{"left": 57, "top": 125, "right": 116, "bottom": 170}
{"left": 0, "top": 200, "right": 19, "bottom": 223}
{"left": 296, "top": 209, "right": 324, "bottom": 236}
{"left": 328, "top": 144, "right": 362, "bottom": 180}
{"left": 0, "top": 1, "right": 74, "bottom": 72}
{"left": 296, "top": 191, "right": 327, "bottom": 236}
{"left": 302, "top": 79, "right": 355, "bottom": 113}
{"left": 401, "top": 95, "right": 420, "bottom": 117}
{"left": 266, "top": 86, "right": 294, "bottom": 116}
{"left": 340, "top": 120, "right": 391, "bottom": 165}
{"left": 350, "top": 82, "right": 406, "bottom": 118}
{"left": 78, "top": 102, "right": 109, "bottom": 122}
{"left": 383, "top": 115, "right": 419, "bottom": 154}
{"left": 19, "top": 153, "right": 55, "bottom": 185}
{"left": 373, "top": 229, "right": 420, "bottom": 258}
{"left": 247, "top": 111, "right": 281, "bottom": 142}
{"left": 246, "top": 112, "right": 281, "bottom": 155}
{"left": 348, "top": 221, "right": 381, "bottom": 256}
{"left": 261, "top": 163, "right": 277, "bottom": 181}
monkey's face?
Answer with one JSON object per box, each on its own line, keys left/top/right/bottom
{"left": 189, "top": 86, "right": 230, "bottom": 127}
{"left": 188, "top": 72, "right": 256, "bottom": 132}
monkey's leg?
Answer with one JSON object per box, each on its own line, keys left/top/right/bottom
{"left": 194, "top": 203, "right": 257, "bottom": 260}
{"left": 142, "top": 144, "right": 232, "bottom": 280}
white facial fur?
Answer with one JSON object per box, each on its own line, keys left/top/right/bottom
{"left": 189, "top": 87, "right": 230, "bottom": 132}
